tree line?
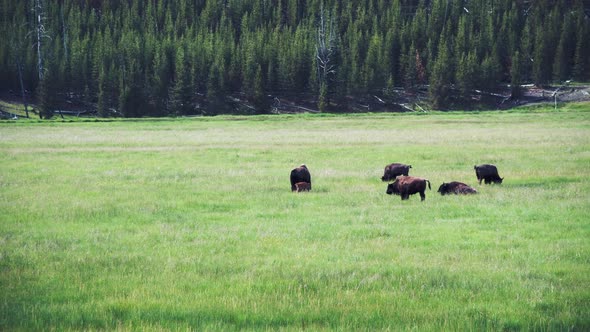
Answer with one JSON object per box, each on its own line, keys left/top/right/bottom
{"left": 0, "top": 0, "right": 589, "bottom": 117}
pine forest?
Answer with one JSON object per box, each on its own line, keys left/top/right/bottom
{"left": 1, "top": 0, "right": 589, "bottom": 117}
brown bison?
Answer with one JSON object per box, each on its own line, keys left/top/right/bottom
{"left": 294, "top": 182, "right": 311, "bottom": 192}
{"left": 474, "top": 164, "right": 503, "bottom": 184}
{"left": 290, "top": 164, "right": 311, "bottom": 191}
{"left": 386, "top": 176, "right": 431, "bottom": 201}
{"left": 381, "top": 163, "right": 412, "bottom": 181}
{"left": 437, "top": 181, "right": 478, "bottom": 195}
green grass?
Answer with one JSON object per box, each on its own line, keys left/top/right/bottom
{"left": 0, "top": 100, "right": 35, "bottom": 118}
{"left": 1, "top": 105, "right": 589, "bottom": 330}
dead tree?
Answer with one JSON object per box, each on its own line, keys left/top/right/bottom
{"left": 10, "top": 19, "right": 30, "bottom": 118}
{"left": 315, "top": 4, "right": 337, "bottom": 111}
{"left": 60, "top": 5, "right": 68, "bottom": 63}
{"left": 16, "top": 58, "right": 30, "bottom": 118}
{"left": 32, "top": 0, "right": 49, "bottom": 81}
{"left": 31, "top": 0, "right": 58, "bottom": 118}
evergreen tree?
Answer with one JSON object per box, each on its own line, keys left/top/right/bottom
{"left": 573, "top": 13, "right": 590, "bottom": 81}
{"left": 510, "top": 50, "right": 523, "bottom": 98}
{"left": 532, "top": 25, "right": 550, "bottom": 87}
{"left": 456, "top": 51, "right": 479, "bottom": 98}
{"left": 364, "top": 31, "right": 383, "bottom": 92}
{"left": 169, "top": 46, "right": 193, "bottom": 116}
{"left": 97, "top": 64, "right": 110, "bottom": 117}
{"left": 151, "top": 41, "right": 174, "bottom": 117}
{"left": 206, "top": 59, "right": 226, "bottom": 115}
{"left": 519, "top": 18, "right": 534, "bottom": 83}
{"left": 37, "top": 58, "right": 58, "bottom": 119}
{"left": 553, "top": 16, "right": 575, "bottom": 82}
{"left": 481, "top": 44, "right": 502, "bottom": 91}
{"left": 403, "top": 44, "right": 417, "bottom": 90}
{"left": 118, "top": 60, "right": 146, "bottom": 118}
{"left": 252, "top": 64, "right": 269, "bottom": 114}
{"left": 429, "top": 33, "right": 452, "bottom": 109}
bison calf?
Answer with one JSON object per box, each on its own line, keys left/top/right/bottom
{"left": 294, "top": 182, "right": 311, "bottom": 192}
{"left": 474, "top": 164, "right": 503, "bottom": 184}
{"left": 386, "top": 176, "right": 431, "bottom": 201}
{"left": 437, "top": 181, "right": 478, "bottom": 195}
{"left": 291, "top": 164, "right": 311, "bottom": 191}
{"left": 381, "top": 163, "right": 412, "bottom": 181}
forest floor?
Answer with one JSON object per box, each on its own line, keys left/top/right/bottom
{"left": 1, "top": 84, "right": 589, "bottom": 119}
{"left": 296, "top": 83, "right": 590, "bottom": 113}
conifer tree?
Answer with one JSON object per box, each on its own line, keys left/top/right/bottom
{"left": 206, "top": 59, "right": 226, "bottom": 115}
{"left": 457, "top": 51, "right": 479, "bottom": 98}
{"left": 573, "top": 12, "right": 590, "bottom": 81}
{"left": 169, "top": 46, "right": 193, "bottom": 116}
{"left": 38, "top": 58, "right": 58, "bottom": 119}
{"left": 519, "top": 18, "right": 534, "bottom": 83}
{"left": 364, "top": 31, "right": 383, "bottom": 92}
{"left": 97, "top": 64, "right": 111, "bottom": 117}
{"left": 510, "top": 50, "right": 523, "bottom": 98}
{"left": 532, "top": 26, "right": 550, "bottom": 86}
{"left": 403, "top": 44, "right": 417, "bottom": 91}
{"left": 118, "top": 60, "right": 145, "bottom": 118}
{"left": 429, "top": 33, "right": 452, "bottom": 109}
{"left": 252, "top": 64, "right": 269, "bottom": 114}
{"left": 484, "top": 43, "right": 502, "bottom": 90}
{"left": 553, "top": 15, "right": 575, "bottom": 82}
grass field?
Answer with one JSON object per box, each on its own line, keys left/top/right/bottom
{"left": 1, "top": 104, "right": 589, "bottom": 331}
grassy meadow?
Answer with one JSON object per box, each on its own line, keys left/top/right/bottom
{"left": 1, "top": 105, "right": 589, "bottom": 330}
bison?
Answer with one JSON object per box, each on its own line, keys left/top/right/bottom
{"left": 290, "top": 164, "right": 311, "bottom": 191}
{"left": 381, "top": 163, "right": 412, "bottom": 181}
{"left": 437, "top": 181, "right": 478, "bottom": 195}
{"left": 294, "top": 182, "right": 311, "bottom": 192}
{"left": 474, "top": 164, "right": 503, "bottom": 184}
{"left": 386, "top": 176, "right": 431, "bottom": 201}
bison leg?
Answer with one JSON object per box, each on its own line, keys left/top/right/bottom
{"left": 420, "top": 191, "right": 425, "bottom": 201}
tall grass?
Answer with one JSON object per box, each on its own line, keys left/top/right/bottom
{"left": 1, "top": 106, "right": 589, "bottom": 330}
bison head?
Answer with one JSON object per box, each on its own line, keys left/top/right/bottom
{"left": 403, "top": 165, "right": 412, "bottom": 175}
{"left": 386, "top": 182, "right": 400, "bottom": 195}
{"left": 437, "top": 183, "right": 449, "bottom": 194}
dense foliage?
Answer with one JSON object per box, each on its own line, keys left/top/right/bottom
{"left": 1, "top": 0, "right": 589, "bottom": 116}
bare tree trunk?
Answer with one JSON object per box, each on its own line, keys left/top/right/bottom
{"left": 35, "top": 0, "right": 44, "bottom": 80}
{"left": 10, "top": 16, "right": 30, "bottom": 118}
{"left": 316, "top": 4, "right": 337, "bottom": 111}
{"left": 61, "top": 5, "right": 67, "bottom": 62}
{"left": 16, "top": 58, "right": 29, "bottom": 118}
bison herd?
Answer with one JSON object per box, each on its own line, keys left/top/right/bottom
{"left": 291, "top": 163, "right": 504, "bottom": 201}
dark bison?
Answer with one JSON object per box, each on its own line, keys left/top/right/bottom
{"left": 474, "top": 164, "right": 503, "bottom": 184}
{"left": 381, "top": 163, "right": 412, "bottom": 181}
{"left": 294, "top": 182, "right": 311, "bottom": 192}
{"left": 386, "top": 176, "right": 431, "bottom": 201}
{"left": 290, "top": 164, "right": 311, "bottom": 191}
{"left": 437, "top": 181, "right": 478, "bottom": 195}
